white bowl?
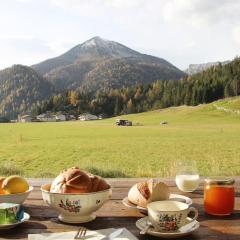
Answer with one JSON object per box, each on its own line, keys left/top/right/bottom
{"left": 0, "top": 186, "right": 34, "bottom": 204}
{"left": 41, "top": 183, "right": 112, "bottom": 223}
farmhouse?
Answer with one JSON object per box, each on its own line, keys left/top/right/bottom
{"left": 55, "top": 114, "right": 66, "bottom": 121}
{"left": 37, "top": 113, "right": 56, "bottom": 122}
{"left": 98, "top": 113, "right": 108, "bottom": 119}
{"left": 78, "top": 113, "right": 98, "bottom": 121}
{"left": 19, "top": 114, "right": 32, "bottom": 122}
{"left": 68, "top": 114, "right": 76, "bottom": 121}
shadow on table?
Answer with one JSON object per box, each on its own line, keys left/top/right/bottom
{"left": 0, "top": 222, "right": 48, "bottom": 239}
{"left": 138, "top": 225, "right": 240, "bottom": 240}
{"left": 192, "top": 202, "right": 240, "bottom": 221}
{"left": 49, "top": 215, "right": 240, "bottom": 240}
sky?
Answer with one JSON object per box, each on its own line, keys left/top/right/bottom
{"left": 0, "top": 0, "right": 240, "bottom": 70}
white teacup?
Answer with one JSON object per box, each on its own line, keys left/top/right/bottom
{"left": 147, "top": 200, "right": 198, "bottom": 232}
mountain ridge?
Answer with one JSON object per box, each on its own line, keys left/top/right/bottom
{"left": 185, "top": 60, "right": 230, "bottom": 75}
{"left": 32, "top": 36, "right": 185, "bottom": 91}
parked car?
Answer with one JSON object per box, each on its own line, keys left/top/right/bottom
{"left": 116, "top": 119, "right": 132, "bottom": 126}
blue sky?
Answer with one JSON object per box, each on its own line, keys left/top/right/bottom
{"left": 0, "top": 0, "right": 240, "bottom": 70}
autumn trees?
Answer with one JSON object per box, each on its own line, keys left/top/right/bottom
{"left": 32, "top": 57, "right": 240, "bottom": 118}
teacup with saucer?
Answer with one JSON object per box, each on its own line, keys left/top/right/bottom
{"left": 136, "top": 200, "right": 200, "bottom": 238}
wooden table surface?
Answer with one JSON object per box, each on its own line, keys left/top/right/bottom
{"left": 0, "top": 178, "right": 240, "bottom": 240}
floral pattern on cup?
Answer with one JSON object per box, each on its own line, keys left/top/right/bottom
{"left": 157, "top": 213, "right": 183, "bottom": 231}
{"left": 59, "top": 199, "right": 81, "bottom": 213}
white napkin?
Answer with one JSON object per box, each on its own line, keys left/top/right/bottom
{"left": 28, "top": 228, "right": 138, "bottom": 240}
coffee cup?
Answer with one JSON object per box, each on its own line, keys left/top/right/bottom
{"left": 147, "top": 200, "right": 198, "bottom": 232}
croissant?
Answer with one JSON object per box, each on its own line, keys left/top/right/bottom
{"left": 128, "top": 179, "right": 170, "bottom": 208}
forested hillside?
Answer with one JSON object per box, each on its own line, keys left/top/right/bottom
{"left": 0, "top": 65, "right": 54, "bottom": 118}
{"left": 32, "top": 58, "right": 240, "bottom": 117}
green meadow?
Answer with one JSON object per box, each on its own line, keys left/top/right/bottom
{"left": 0, "top": 97, "right": 240, "bottom": 178}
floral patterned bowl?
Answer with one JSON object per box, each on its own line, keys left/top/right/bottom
{"left": 41, "top": 183, "right": 112, "bottom": 223}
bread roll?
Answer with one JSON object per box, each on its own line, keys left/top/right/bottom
{"left": 89, "top": 175, "right": 109, "bottom": 192}
{"left": 50, "top": 167, "right": 109, "bottom": 193}
{"left": 128, "top": 179, "right": 170, "bottom": 208}
{"left": 50, "top": 167, "right": 92, "bottom": 193}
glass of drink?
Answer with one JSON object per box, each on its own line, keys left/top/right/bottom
{"left": 175, "top": 160, "right": 199, "bottom": 192}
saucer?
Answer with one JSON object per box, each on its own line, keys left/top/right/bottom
{"left": 0, "top": 212, "right": 30, "bottom": 230}
{"left": 122, "top": 194, "right": 193, "bottom": 213}
{"left": 136, "top": 216, "right": 199, "bottom": 238}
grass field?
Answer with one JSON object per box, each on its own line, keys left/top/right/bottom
{"left": 0, "top": 97, "right": 240, "bottom": 178}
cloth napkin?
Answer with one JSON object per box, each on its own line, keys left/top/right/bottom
{"left": 28, "top": 228, "right": 138, "bottom": 240}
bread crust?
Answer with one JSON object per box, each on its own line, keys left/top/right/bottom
{"left": 50, "top": 167, "right": 109, "bottom": 193}
{"left": 128, "top": 179, "right": 170, "bottom": 208}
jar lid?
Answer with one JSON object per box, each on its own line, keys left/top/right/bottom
{"left": 205, "top": 177, "right": 235, "bottom": 185}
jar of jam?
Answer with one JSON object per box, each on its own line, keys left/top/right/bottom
{"left": 204, "top": 177, "right": 235, "bottom": 215}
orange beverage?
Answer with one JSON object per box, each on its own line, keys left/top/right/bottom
{"left": 204, "top": 178, "right": 235, "bottom": 215}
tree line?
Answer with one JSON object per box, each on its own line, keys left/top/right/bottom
{"left": 32, "top": 57, "right": 240, "bottom": 117}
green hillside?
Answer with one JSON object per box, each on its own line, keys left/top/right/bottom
{"left": 0, "top": 97, "right": 240, "bottom": 178}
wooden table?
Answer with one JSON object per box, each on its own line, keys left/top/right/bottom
{"left": 0, "top": 178, "right": 240, "bottom": 239}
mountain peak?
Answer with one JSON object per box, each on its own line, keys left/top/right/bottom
{"left": 81, "top": 36, "right": 109, "bottom": 48}
{"left": 32, "top": 37, "right": 185, "bottom": 88}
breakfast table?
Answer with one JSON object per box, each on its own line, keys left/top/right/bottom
{"left": 0, "top": 177, "right": 239, "bottom": 239}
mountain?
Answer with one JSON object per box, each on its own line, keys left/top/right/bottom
{"left": 0, "top": 65, "right": 54, "bottom": 118}
{"left": 185, "top": 60, "right": 230, "bottom": 75}
{"left": 33, "top": 36, "right": 185, "bottom": 91}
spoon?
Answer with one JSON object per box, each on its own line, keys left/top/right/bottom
{"left": 140, "top": 221, "right": 152, "bottom": 235}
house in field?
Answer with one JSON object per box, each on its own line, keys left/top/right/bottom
{"left": 19, "top": 114, "right": 32, "bottom": 123}
{"left": 65, "top": 114, "right": 76, "bottom": 121}
{"left": 37, "top": 113, "right": 56, "bottom": 122}
{"left": 98, "top": 113, "right": 108, "bottom": 120}
{"left": 69, "top": 115, "right": 76, "bottom": 120}
{"left": 55, "top": 114, "right": 66, "bottom": 121}
{"left": 78, "top": 113, "right": 98, "bottom": 121}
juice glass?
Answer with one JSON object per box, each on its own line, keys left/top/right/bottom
{"left": 204, "top": 177, "right": 235, "bottom": 215}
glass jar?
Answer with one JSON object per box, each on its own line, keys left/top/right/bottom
{"left": 204, "top": 177, "right": 235, "bottom": 215}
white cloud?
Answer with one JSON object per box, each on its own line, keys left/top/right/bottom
{"left": 104, "top": 0, "right": 142, "bottom": 9}
{"left": 233, "top": 26, "right": 240, "bottom": 46}
{"left": 160, "top": 0, "right": 240, "bottom": 27}
{"left": 44, "top": 40, "right": 77, "bottom": 55}
{"left": 0, "top": 35, "right": 34, "bottom": 40}
{"left": 0, "top": 0, "right": 240, "bottom": 70}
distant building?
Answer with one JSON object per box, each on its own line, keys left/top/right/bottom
{"left": 78, "top": 113, "right": 98, "bottom": 121}
{"left": 66, "top": 114, "right": 76, "bottom": 121}
{"left": 19, "top": 114, "right": 32, "bottom": 123}
{"left": 98, "top": 114, "right": 108, "bottom": 119}
{"left": 37, "top": 113, "right": 56, "bottom": 122}
{"left": 55, "top": 114, "right": 66, "bottom": 121}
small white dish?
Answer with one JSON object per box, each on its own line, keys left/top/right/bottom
{"left": 136, "top": 216, "right": 199, "bottom": 238}
{"left": 0, "top": 212, "right": 30, "bottom": 230}
{"left": 122, "top": 193, "right": 193, "bottom": 213}
{"left": 0, "top": 186, "right": 34, "bottom": 204}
